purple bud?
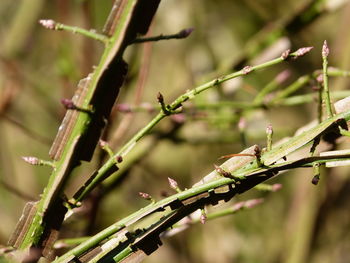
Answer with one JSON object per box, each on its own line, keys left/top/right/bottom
{"left": 178, "top": 28, "right": 194, "bottom": 38}
{"left": 61, "top": 98, "right": 76, "bottom": 109}
{"left": 116, "top": 155, "right": 123, "bottom": 163}
{"left": 311, "top": 174, "right": 320, "bottom": 185}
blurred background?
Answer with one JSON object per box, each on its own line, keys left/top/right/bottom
{"left": 1, "top": 0, "right": 350, "bottom": 262}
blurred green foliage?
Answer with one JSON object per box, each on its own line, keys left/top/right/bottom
{"left": 1, "top": 0, "right": 350, "bottom": 262}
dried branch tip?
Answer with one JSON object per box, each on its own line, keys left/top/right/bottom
{"left": 214, "top": 164, "right": 232, "bottom": 178}
{"left": 294, "top": 47, "right": 313, "bottom": 58}
{"left": 157, "top": 92, "right": 164, "bottom": 104}
{"left": 322, "top": 40, "right": 329, "bottom": 58}
{"left": 39, "top": 19, "right": 56, "bottom": 30}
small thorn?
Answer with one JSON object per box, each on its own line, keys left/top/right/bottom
{"left": 322, "top": 40, "right": 329, "bottom": 58}
{"left": 281, "top": 49, "right": 291, "bottom": 60}
{"left": 168, "top": 177, "right": 181, "bottom": 192}
{"left": 39, "top": 19, "right": 56, "bottom": 30}
{"left": 242, "top": 65, "right": 252, "bottom": 75}
{"left": 294, "top": 47, "right": 313, "bottom": 58}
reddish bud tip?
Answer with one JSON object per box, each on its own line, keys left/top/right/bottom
{"left": 139, "top": 192, "right": 152, "bottom": 200}
{"left": 39, "top": 19, "right": 56, "bottom": 30}
{"left": 238, "top": 117, "right": 246, "bottom": 131}
{"left": 168, "top": 177, "right": 178, "bottom": 190}
{"left": 295, "top": 47, "right": 313, "bottom": 58}
{"left": 245, "top": 198, "right": 264, "bottom": 208}
{"left": 99, "top": 140, "right": 107, "bottom": 148}
{"left": 22, "top": 156, "right": 40, "bottom": 165}
{"left": 281, "top": 49, "right": 291, "bottom": 60}
{"left": 116, "top": 103, "right": 131, "bottom": 113}
{"left": 242, "top": 65, "right": 252, "bottom": 75}
{"left": 170, "top": 114, "right": 186, "bottom": 124}
{"left": 200, "top": 212, "right": 207, "bottom": 224}
{"left": 266, "top": 124, "right": 273, "bottom": 135}
{"left": 271, "top": 183, "right": 282, "bottom": 192}
{"left": 275, "top": 70, "right": 291, "bottom": 84}
{"left": 322, "top": 40, "right": 329, "bottom": 58}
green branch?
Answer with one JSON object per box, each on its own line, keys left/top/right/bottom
{"left": 72, "top": 47, "right": 314, "bottom": 204}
